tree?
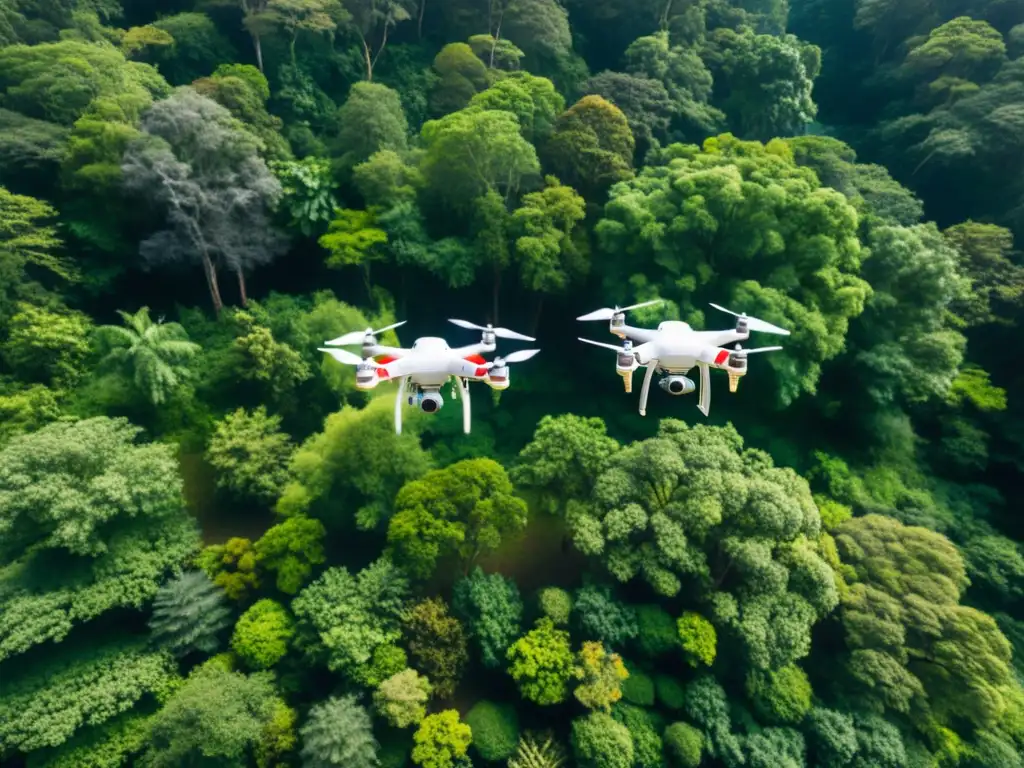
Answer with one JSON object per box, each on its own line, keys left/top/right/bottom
{"left": 944, "top": 221, "right": 1024, "bottom": 326}
{"left": 1, "top": 302, "right": 91, "bottom": 389}
{"left": 664, "top": 722, "right": 702, "bottom": 768}
{"left": 596, "top": 135, "right": 870, "bottom": 407}
{"left": 93, "top": 306, "right": 200, "bottom": 406}
{"left": 299, "top": 695, "right": 379, "bottom": 768}
{"left": 573, "top": 642, "right": 628, "bottom": 712}
{"left": 677, "top": 612, "right": 716, "bottom": 668}
{"left": 469, "top": 71, "right": 565, "bottom": 142}
{"left": 198, "top": 537, "right": 261, "bottom": 600}
{"left": 512, "top": 175, "right": 588, "bottom": 308}
{"left": 429, "top": 42, "right": 489, "bottom": 116}
{"left": 411, "top": 710, "right": 472, "bottom": 768}
{"left": 0, "top": 40, "right": 169, "bottom": 125}
{"left": 341, "top": 0, "right": 416, "bottom": 81}
{"left": 511, "top": 414, "right": 620, "bottom": 514}
{"left": 546, "top": 96, "right": 635, "bottom": 199}
{"left": 291, "top": 558, "right": 409, "bottom": 683}
{"left": 634, "top": 605, "right": 677, "bottom": 658}
{"left": 271, "top": 156, "right": 339, "bottom": 236}
{"left": 502, "top": 0, "right": 571, "bottom": 66}
{"left": 901, "top": 17, "right": 1007, "bottom": 97}
{"left": 568, "top": 421, "right": 837, "bottom": 672}
{"left": 507, "top": 731, "right": 567, "bottom": 768}
{"left": 0, "top": 639, "right": 178, "bottom": 755}
{"left": 572, "top": 584, "right": 638, "bottom": 649}
{"left": 335, "top": 81, "right": 409, "bottom": 170}
{"left": 193, "top": 64, "right": 291, "bottom": 160}
{"left": 745, "top": 664, "right": 813, "bottom": 725}
{"left": 452, "top": 567, "right": 523, "bottom": 669}
{"left": 148, "top": 570, "right": 232, "bottom": 657}
{"left": 388, "top": 458, "right": 528, "bottom": 579}
{"left": 231, "top": 310, "right": 314, "bottom": 403}
{"left": 403, "top": 598, "right": 468, "bottom": 700}
{"left": 148, "top": 12, "right": 237, "bottom": 85}
{"left": 507, "top": 618, "right": 574, "bottom": 705}
{"left": 570, "top": 712, "right": 633, "bottom": 768}
{"left": 245, "top": 0, "right": 344, "bottom": 66}
{"left": 374, "top": 668, "right": 432, "bottom": 728}
{"left": 538, "top": 587, "right": 572, "bottom": 625}
{"left": 206, "top": 406, "right": 294, "bottom": 504}
{"left": 122, "top": 88, "right": 286, "bottom": 314}
{"left": 254, "top": 515, "right": 327, "bottom": 594}
{"left": 231, "top": 599, "right": 296, "bottom": 669}
{"left": 420, "top": 107, "right": 540, "bottom": 213}
{"left": 319, "top": 208, "right": 389, "bottom": 296}
{"left": 142, "top": 661, "right": 279, "bottom": 767}
{"left": 582, "top": 71, "right": 674, "bottom": 149}
{"left": 465, "top": 700, "right": 519, "bottom": 762}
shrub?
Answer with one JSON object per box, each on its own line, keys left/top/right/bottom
{"left": 537, "top": 587, "right": 572, "bottom": 625}
{"left": 465, "top": 700, "right": 520, "bottom": 762}
{"left": 571, "top": 712, "right": 633, "bottom": 768}
{"left": 664, "top": 722, "right": 702, "bottom": 768}
{"left": 654, "top": 675, "right": 685, "bottom": 711}
{"left": 231, "top": 599, "right": 295, "bottom": 670}
{"left": 676, "top": 613, "right": 716, "bottom": 668}
{"left": 745, "top": 665, "right": 813, "bottom": 725}
{"left": 620, "top": 661, "right": 654, "bottom": 707}
{"left": 610, "top": 704, "right": 662, "bottom": 768}
{"left": 635, "top": 605, "right": 677, "bottom": 658}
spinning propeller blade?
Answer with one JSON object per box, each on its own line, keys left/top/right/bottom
{"left": 498, "top": 348, "right": 541, "bottom": 364}
{"left": 709, "top": 303, "right": 790, "bottom": 336}
{"left": 576, "top": 299, "right": 663, "bottom": 322}
{"left": 317, "top": 347, "right": 379, "bottom": 367}
{"left": 324, "top": 320, "right": 406, "bottom": 346}
{"left": 447, "top": 318, "right": 535, "bottom": 341}
{"left": 578, "top": 337, "right": 631, "bottom": 353}
{"left": 739, "top": 346, "right": 783, "bottom": 355}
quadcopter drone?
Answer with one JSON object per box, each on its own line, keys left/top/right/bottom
{"left": 319, "top": 319, "right": 539, "bottom": 434}
{"left": 577, "top": 300, "right": 790, "bottom": 417}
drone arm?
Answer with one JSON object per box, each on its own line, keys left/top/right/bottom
{"left": 394, "top": 376, "right": 407, "bottom": 434}
{"left": 614, "top": 324, "right": 659, "bottom": 344}
{"left": 460, "top": 377, "right": 472, "bottom": 434}
{"left": 366, "top": 344, "right": 410, "bottom": 359}
{"left": 639, "top": 361, "right": 657, "bottom": 417}
{"left": 697, "top": 363, "right": 711, "bottom": 417}
{"left": 692, "top": 329, "right": 749, "bottom": 348}
{"left": 450, "top": 342, "right": 496, "bottom": 358}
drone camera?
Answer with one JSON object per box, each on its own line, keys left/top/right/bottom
{"left": 659, "top": 375, "right": 696, "bottom": 396}
{"left": 418, "top": 390, "right": 444, "bottom": 413}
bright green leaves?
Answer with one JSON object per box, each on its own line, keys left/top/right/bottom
{"left": 469, "top": 71, "right": 565, "bottom": 142}
{"left": 902, "top": 17, "right": 1007, "bottom": 96}
{"left": 375, "top": 668, "right": 432, "bottom": 729}
{"left": 677, "top": 612, "right": 717, "bottom": 668}
{"left": 465, "top": 700, "right": 520, "bottom": 762}
{"left": 335, "top": 81, "right": 409, "bottom": 170}
{"left": 231, "top": 599, "right": 296, "bottom": 670}
{"left": 319, "top": 208, "right": 389, "bottom": 291}
{"left": 571, "top": 712, "right": 633, "bottom": 768}
{"left": 508, "top": 618, "right": 575, "bottom": 705}
{"left": 512, "top": 175, "right": 588, "bottom": 294}
{"left": 429, "top": 42, "right": 489, "bottom": 116}
{"left": 1, "top": 302, "right": 91, "bottom": 388}
{"left": 746, "top": 664, "right": 813, "bottom": 725}
{"left": 388, "top": 458, "right": 528, "bottom": 580}
{"left": 412, "top": 710, "right": 472, "bottom": 768}
{"left": 253, "top": 515, "right": 327, "bottom": 595}
{"left": 944, "top": 220, "right": 1024, "bottom": 327}
{"left": 270, "top": 156, "right": 339, "bottom": 236}
{"left": 93, "top": 306, "right": 200, "bottom": 406}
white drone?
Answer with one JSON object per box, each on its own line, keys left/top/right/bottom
{"left": 319, "top": 319, "right": 539, "bottom": 435}
{"left": 577, "top": 300, "right": 790, "bottom": 417}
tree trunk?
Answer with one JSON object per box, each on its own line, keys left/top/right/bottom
{"left": 417, "top": 0, "right": 426, "bottom": 39}
{"left": 237, "top": 268, "right": 248, "bottom": 306}
{"left": 252, "top": 34, "right": 264, "bottom": 73}
{"left": 362, "top": 38, "right": 373, "bottom": 81}
{"left": 530, "top": 294, "right": 544, "bottom": 336}
{"left": 202, "top": 253, "right": 223, "bottom": 315}
{"left": 289, "top": 33, "right": 297, "bottom": 65}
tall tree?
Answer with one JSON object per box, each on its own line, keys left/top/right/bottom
{"left": 122, "top": 88, "right": 287, "bottom": 314}
{"left": 93, "top": 306, "right": 200, "bottom": 406}
{"left": 148, "top": 570, "right": 232, "bottom": 657}
{"left": 300, "top": 695, "right": 379, "bottom": 768}
{"left": 342, "top": 0, "right": 417, "bottom": 81}
{"left": 545, "top": 96, "right": 635, "bottom": 200}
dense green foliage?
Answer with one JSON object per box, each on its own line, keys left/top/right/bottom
{"left": 1, "top": 1, "right": 1022, "bottom": 767}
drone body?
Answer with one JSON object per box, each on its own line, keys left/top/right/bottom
{"left": 319, "top": 320, "right": 538, "bottom": 434}
{"left": 578, "top": 301, "right": 790, "bottom": 417}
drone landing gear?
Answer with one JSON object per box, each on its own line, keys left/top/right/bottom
{"left": 458, "top": 377, "right": 471, "bottom": 434}
{"left": 639, "top": 363, "right": 656, "bottom": 416}
{"left": 394, "top": 376, "right": 408, "bottom": 434}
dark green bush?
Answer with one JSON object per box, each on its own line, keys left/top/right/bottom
{"left": 635, "top": 605, "right": 677, "bottom": 658}
{"left": 664, "top": 722, "right": 702, "bottom": 768}
{"left": 465, "top": 700, "right": 519, "bottom": 762}
{"left": 621, "top": 661, "right": 655, "bottom": 707}
{"left": 654, "top": 675, "right": 685, "bottom": 711}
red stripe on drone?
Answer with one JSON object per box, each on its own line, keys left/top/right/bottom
{"left": 714, "top": 349, "right": 729, "bottom": 365}
{"left": 376, "top": 367, "right": 389, "bottom": 378}
{"left": 474, "top": 366, "right": 489, "bottom": 377}
{"left": 464, "top": 354, "right": 486, "bottom": 364}
{"left": 376, "top": 355, "right": 396, "bottom": 364}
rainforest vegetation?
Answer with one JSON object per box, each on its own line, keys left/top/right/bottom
{"left": 2, "top": 0, "right": 1024, "bottom": 766}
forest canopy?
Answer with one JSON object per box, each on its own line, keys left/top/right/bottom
{"left": 0, "top": 1, "right": 1023, "bottom": 768}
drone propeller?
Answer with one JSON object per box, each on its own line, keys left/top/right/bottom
{"left": 448, "top": 318, "right": 535, "bottom": 341}
{"left": 487, "top": 349, "right": 540, "bottom": 368}
{"left": 325, "top": 320, "right": 407, "bottom": 347}
{"left": 577, "top": 299, "right": 663, "bottom": 322}
{"left": 317, "top": 347, "right": 380, "bottom": 367}
{"left": 732, "top": 344, "right": 783, "bottom": 356}
{"left": 709, "top": 303, "right": 790, "bottom": 336}
{"left": 578, "top": 337, "right": 633, "bottom": 353}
